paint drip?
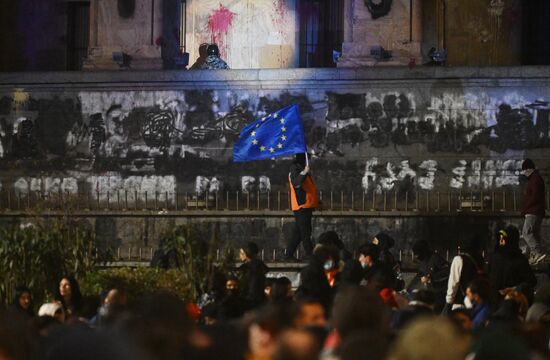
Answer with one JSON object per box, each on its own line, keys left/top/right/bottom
{"left": 207, "top": 4, "right": 237, "bottom": 58}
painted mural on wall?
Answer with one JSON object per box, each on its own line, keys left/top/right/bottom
{"left": 0, "top": 87, "right": 548, "bottom": 198}
{"left": 185, "top": 0, "right": 297, "bottom": 69}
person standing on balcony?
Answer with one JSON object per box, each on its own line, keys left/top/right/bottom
{"left": 199, "top": 44, "right": 229, "bottom": 70}
{"left": 520, "top": 158, "right": 547, "bottom": 264}
{"left": 284, "top": 153, "right": 319, "bottom": 261}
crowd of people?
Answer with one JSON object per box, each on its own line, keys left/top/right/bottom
{"left": 1, "top": 226, "right": 549, "bottom": 360}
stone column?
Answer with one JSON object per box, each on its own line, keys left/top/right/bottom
{"left": 338, "top": 0, "right": 422, "bottom": 67}
{"left": 83, "top": 0, "right": 163, "bottom": 70}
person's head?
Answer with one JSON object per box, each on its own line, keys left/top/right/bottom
{"left": 497, "top": 225, "right": 520, "bottom": 251}
{"left": 198, "top": 42, "right": 209, "bottom": 57}
{"left": 358, "top": 243, "right": 380, "bottom": 268}
{"left": 201, "top": 303, "right": 218, "bottom": 326}
{"left": 264, "top": 277, "right": 275, "bottom": 298}
{"left": 466, "top": 278, "right": 491, "bottom": 306}
{"left": 372, "top": 232, "right": 395, "bottom": 250}
{"left": 412, "top": 240, "right": 432, "bottom": 261}
{"left": 13, "top": 286, "right": 32, "bottom": 312}
{"left": 207, "top": 44, "right": 220, "bottom": 57}
{"left": 272, "top": 329, "right": 320, "bottom": 360}
{"left": 387, "top": 317, "right": 469, "bottom": 360}
{"left": 247, "top": 304, "right": 293, "bottom": 359}
{"left": 449, "top": 309, "right": 473, "bottom": 333}
{"left": 38, "top": 302, "right": 65, "bottom": 323}
{"left": 133, "top": 291, "right": 194, "bottom": 359}
{"left": 331, "top": 286, "right": 388, "bottom": 340}
{"left": 226, "top": 275, "right": 239, "bottom": 295}
{"left": 312, "top": 244, "right": 339, "bottom": 269}
{"left": 240, "top": 241, "right": 259, "bottom": 262}
{"left": 410, "top": 289, "right": 436, "bottom": 309}
{"left": 317, "top": 231, "right": 344, "bottom": 250}
{"left": 292, "top": 298, "right": 327, "bottom": 329}
{"left": 458, "top": 234, "right": 484, "bottom": 259}
{"left": 270, "top": 277, "right": 292, "bottom": 302}
{"left": 294, "top": 153, "right": 307, "bottom": 168}
{"left": 57, "top": 276, "right": 82, "bottom": 308}
{"left": 521, "top": 158, "right": 535, "bottom": 177}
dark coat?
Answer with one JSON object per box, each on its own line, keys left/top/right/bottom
{"left": 489, "top": 250, "right": 536, "bottom": 294}
{"left": 521, "top": 170, "right": 545, "bottom": 216}
{"left": 238, "top": 259, "right": 268, "bottom": 308}
{"left": 295, "top": 260, "right": 333, "bottom": 310}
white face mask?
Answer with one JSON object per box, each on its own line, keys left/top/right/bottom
{"left": 323, "top": 260, "right": 335, "bottom": 271}
{"left": 464, "top": 296, "right": 474, "bottom": 309}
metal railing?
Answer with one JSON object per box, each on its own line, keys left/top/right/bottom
{"left": 0, "top": 189, "right": 543, "bottom": 215}
{"left": 105, "top": 245, "right": 467, "bottom": 271}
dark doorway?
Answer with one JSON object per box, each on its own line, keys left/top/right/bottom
{"left": 298, "top": 0, "right": 344, "bottom": 68}
{"left": 66, "top": 2, "right": 90, "bottom": 70}
{"left": 522, "top": 1, "right": 550, "bottom": 65}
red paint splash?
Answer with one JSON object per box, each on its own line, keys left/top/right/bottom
{"left": 272, "top": 0, "right": 289, "bottom": 42}
{"left": 207, "top": 4, "right": 237, "bottom": 58}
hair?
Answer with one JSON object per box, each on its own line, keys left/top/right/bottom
{"left": 56, "top": 276, "right": 83, "bottom": 313}
{"left": 522, "top": 158, "right": 535, "bottom": 170}
{"left": 242, "top": 241, "right": 259, "bottom": 259}
{"left": 317, "top": 231, "right": 344, "bottom": 250}
{"left": 248, "top": 303, "right": 293, "bottom": 337}
{"left": 331, "top": 286, "right": 388, "bottom": 339}
{"left": 11, "top": 286, "right": 33, "bottom": 316}
{"left": 410, "top": 289, "right": 436, "bottom": 306}
{"left": 358, "top": 243, "right": 380, "bottom": 262}
{"left": 467, "top": 277, "right": 491, "bottom": 300}
{"left": 270, "top": 277, "right": 292, "bottom": 303}
{"left": 497, "top": 225, "right": 521, "bottom": 253}
{"left": 374, "top": 232, "right": 395, "bottom": 250}
{"left": 312, "top": 244, "right": 340, "bottom": 265}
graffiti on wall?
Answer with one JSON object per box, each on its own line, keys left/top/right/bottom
{"left": 0, "top": 88, "right": 549, "bottom": 194}
{"left": 361, "top": 157, "right": 524, "bottom": 193}
{"left": 322, "top": 92, "right": 550, "bottom": 155}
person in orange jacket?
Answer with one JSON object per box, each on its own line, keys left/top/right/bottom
{"left": 283, "top": 153, "right": 319, "bottom": 261}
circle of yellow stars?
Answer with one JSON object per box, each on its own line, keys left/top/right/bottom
{"left": 249, "top": 112, "right": 288, "bottom": 153}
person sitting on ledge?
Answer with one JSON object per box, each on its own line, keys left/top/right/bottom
{"left": 199, "top": 44, "right": 230, "bottom": 70}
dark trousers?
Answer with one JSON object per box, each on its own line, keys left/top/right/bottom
{"left": 286, "top": 208, "right": 313, "bottom": 257}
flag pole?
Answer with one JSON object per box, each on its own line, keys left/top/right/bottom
{"left": 305, "top": 152, "right": 309, "bottom": 167}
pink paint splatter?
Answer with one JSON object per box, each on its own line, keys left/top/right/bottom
{"left": 207, "top": 4, "right": 237, "bottom": 58}
{"left": 272, "top": 0, "right": 289, "bottom": 42}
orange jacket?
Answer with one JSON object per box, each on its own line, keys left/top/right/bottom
{"left": 289, "top": 174, "right": 319, "bottom": 211}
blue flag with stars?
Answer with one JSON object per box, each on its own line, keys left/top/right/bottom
{"left": 233, "top": 104, "right": 307, "bottom": 162}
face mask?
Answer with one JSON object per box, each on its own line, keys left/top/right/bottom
{"left": 323, "top": 260, "right": 335, "bottom": 271}
{"left": 464, "top": 296, "right": 474, "bottom": 309}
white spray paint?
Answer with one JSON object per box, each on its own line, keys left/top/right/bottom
{"left": 450, "top": 159, "right": 522, "bottom": 189}
{"left": 87, "top": 174, "right": 176, "bottom": 203}
{"left": 418, "top": 160, "right": 438, "bottom": 190}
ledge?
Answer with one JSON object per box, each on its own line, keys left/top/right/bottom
{"left": 2, "top": 66, "right": 550, "bottom": 88}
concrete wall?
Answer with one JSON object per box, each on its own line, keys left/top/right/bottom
{"left": 1, "top": 66, "right": 550, "bottom": 249}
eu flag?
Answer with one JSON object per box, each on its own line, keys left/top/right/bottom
{"left": 233, "top": 104, "right": 307, "bottom": 162}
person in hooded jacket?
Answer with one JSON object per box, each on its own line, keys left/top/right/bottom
{"left": 409, "top": 240, "right": 450, "bottom": 312}
{"left": 489, "top": 225, "right": 537, "bottom": 305}
{"left": 199, "top": 44, "right": 229, "bottom": 69}
{"left": 238, "top": 241, "right": 269, "bottom": 309}
{"left": 8, "top": 286, "right": 34, "bottom": 319}
{"left": 372, "top": 232, "right": 396, "bottom": 269}
{"left": 295, "top": 245, "right": 338, "bottom": 312}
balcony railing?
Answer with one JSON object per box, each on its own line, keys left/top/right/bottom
{"left": 0, "top": 189, "right": 542, "bottom": 215}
